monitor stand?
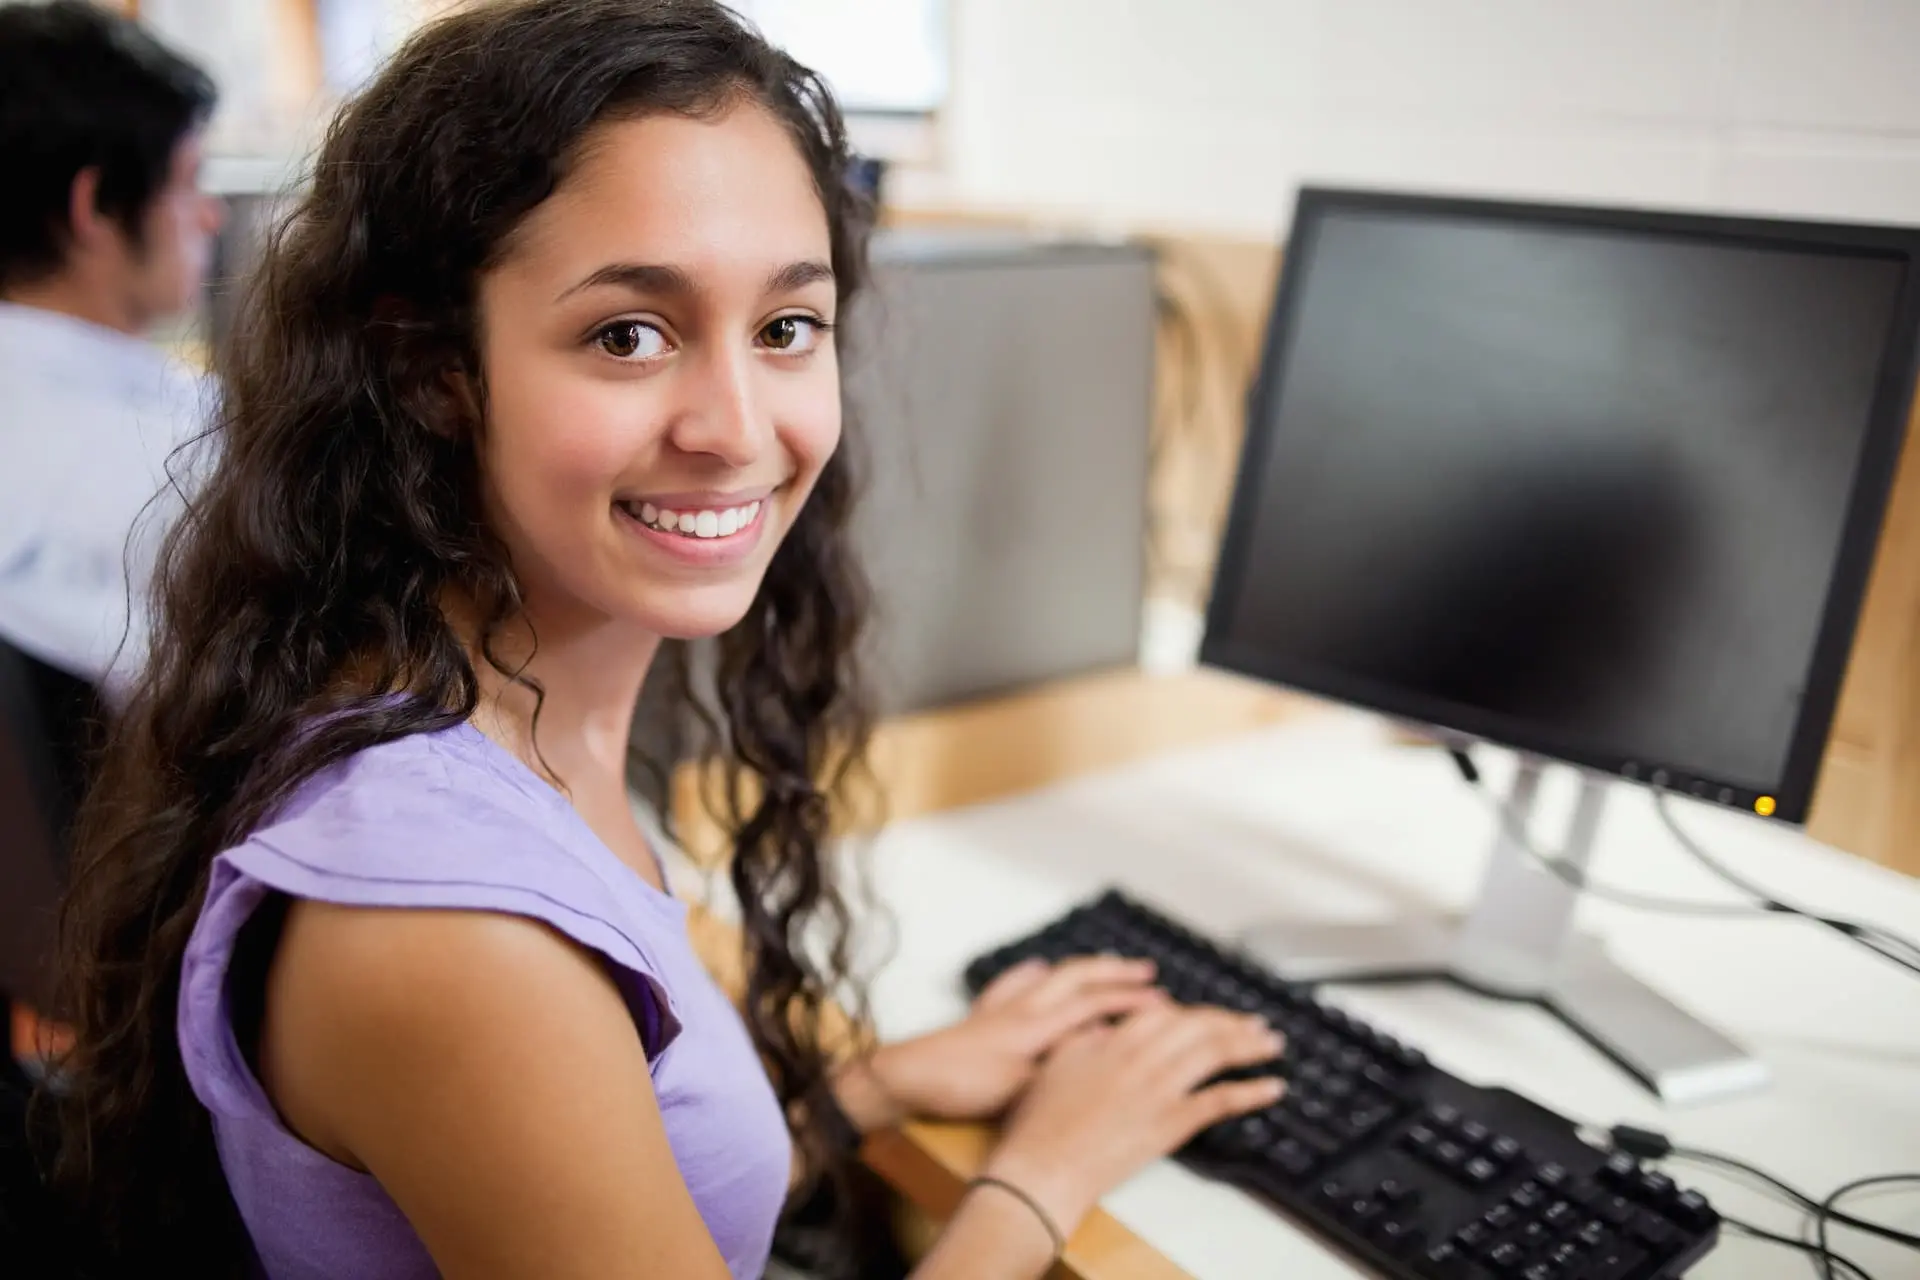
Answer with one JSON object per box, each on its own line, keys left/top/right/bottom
{"left": 1237, "top": 760, "right": 1770, "bottom": 1108}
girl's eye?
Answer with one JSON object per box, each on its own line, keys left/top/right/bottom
{"left": 760, "top": 315, "right": 829, "bottom": 354}
{"left": 596, "top": 320, "right": 667, "bottom": 360}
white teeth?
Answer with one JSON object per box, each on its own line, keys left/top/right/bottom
{"left": 626, "top": 498, "right": 764, "bottom": 537}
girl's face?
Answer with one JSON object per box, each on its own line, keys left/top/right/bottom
{"left": 473, "top": 101, "right": 841, "bottom": 641}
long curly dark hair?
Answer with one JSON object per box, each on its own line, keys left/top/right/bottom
{"left": 48, "top": 0, "right": 874, "bottom": 1270}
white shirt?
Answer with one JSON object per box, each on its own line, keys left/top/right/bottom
{"left": 0, "top": 302, "right": 214, "bottom": 692}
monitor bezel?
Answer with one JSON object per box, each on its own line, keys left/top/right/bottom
{"left": 1200, "top": 186, "right": 1920, "bottom": 825}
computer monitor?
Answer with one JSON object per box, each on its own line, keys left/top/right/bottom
{"left": 1203, "top": 187, "right": 1920, "bottom": 1104}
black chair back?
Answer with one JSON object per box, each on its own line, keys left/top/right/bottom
{"left": 0, "top": 641, "right": 97, "bottom": 1275}
{"left": 0, "top": 641, "right": 99, "bottom": 1009}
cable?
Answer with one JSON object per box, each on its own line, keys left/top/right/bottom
{"left": 1659, "top": 1147, "right": 1920, "bottom": 1249}
{"left": 1817, "top": 1175, "right": 1920, "bottom": 1280}
{"left": 1722, "top": 1213, "right": 1876, "bottom": 1280}
{"left": 1451, "top": 757, "right": 1793, "bottom": 918}
{"left": 1653, "top": 791, "right": 1920, "bottom": 980}
{"left": 1442, "top": 746, "right": 1920, "bottom": 974}
{"left": 1607, "top": 1126, "right": 1918, "bottom": 1280}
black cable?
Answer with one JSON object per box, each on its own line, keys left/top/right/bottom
{"left": 1817, "top": 1175, "right": 1920, "bottom": 1280}
{"left": 1720, "top": 1213, "right": 1877, "bottom": 1280}
{"left": 1653, "top": 791, "right": 1920, "bottom": 980}
{"left": 1441, "top": 746, "right": 1920, "bottom": 974}
{"left": 1448, "top": 752, "right": 1798, "bottom": 918}
{"left": 1662, "top": 1144, "right": 1824, "bottom": 1211}
{"left": 1661, "top": 1146, "right": 1920, "bottom": 1249}
{"left": 1609, "top": 1125, "right": 1920, "bottom": 1279}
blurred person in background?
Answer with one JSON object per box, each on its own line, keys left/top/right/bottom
{"left": 0, "top": 4, "right": 221, "bottom": 1260}
{"left": 46, "top": 2, "right": 1286, "bottom": 1278}
{"left": 0, "top": 0, "right": 222, "bottom": 692}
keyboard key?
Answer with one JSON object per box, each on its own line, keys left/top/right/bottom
{"left": 1433, "top": 1140, "right": 1470, "bottom": 1173}
{"left": 1362, "top": 1062, "right": 1398, "bottom": 1092}
{"left": 1277, "top": 1120, "right": 1344, "bottom": 1159}
{"left": 1563, "top": 1177, "right": 1602, "bottom": 1207}
{"left": 1229, "top": 1115, "right": 1270, "bottom": 1149}
{"left": 1585, "top": 1244, "right": 1650, "bottom": 1280}
{"left": 1458, "top": 1119, "right": 1493, "bottom": 1147}
{"left": 1349, "top": 1105, "right": 1396, "bottom": 1137}
{"left": 1402, "top": 1123, "right": 1440, "bottom": 1154}
{"left": 1601, "top": 1152, "right": 1639, "bottom": 1187}
{"left": 1372, "top": 1218, "right": 1423, "bottom": 1254}
{"left": 1271, "top": 1139, "right": 1316, "bottom": 1181}
{"left": 1671, "top": 1189, "right": 1717, "bottom": 1229}
{"left": 1543, "top": 1200, "right": 1578, "bottom": 1230}
{"left": 1536, "top": 1162, "right": 1571, "bottom": 1190}
{"left": 1514, "top": 1221, "right": 1553, "bottom": 1253}
{"left": 1508, "top": 1181, "right": 1546, "bottom": 1210}
{"left": 1629, "top": 1211, "right": 1680, "bottom": 1255}
{"left": 1548, "top": 1242, "right": 1582, "bottom": 1268}
{"left": 1635, "top": 1171, "right": 1677, "bottom": 1204}
{"left": 1430, "top": 1103, "right": 1465, "bottom": 1129}
{"left": 1454, "top": 1221, "right": 1495, "bottom": 1252}
{"left": 1391, "top": 1042, "right": 1429, "bottom": 1070}
{"left": 1576, "top": 1220, "right": 1615, "bottom": 1251}
{"left": 1463, "top": 1156, "right": 1501, "bottom": 1186}
{"left": 1375, "top": 1177, "right": 1418, "bottom": 1205}
{"left": 1486, "top": 1241, "right": 1526, "bottom": 1272}
{"left": 1521, "top": 1265, "right": 1558, "bottom": 1280}
{"left": 1597, "top": 1195, "right": 1636, "bottom": 1227}
{"left": 1483, "top": 1204, "right": 1519, "bottom": 1231}
{"left": 1489, "top": 1135, "right": 1525, "bottom": 1165}
{"left": 1343, "top": 1196, "right": 1383, "bottom": 1225}
{"left": 1423, "top": 1241, "right": 1470, "bottom": 1277}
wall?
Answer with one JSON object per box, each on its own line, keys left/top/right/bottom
{"left": 896, "top": 0, "right": 1920, "bottom": 236}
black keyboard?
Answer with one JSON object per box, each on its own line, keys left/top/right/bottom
{"left": 965, "top": 891, "right": 1719, "bottom": 1280}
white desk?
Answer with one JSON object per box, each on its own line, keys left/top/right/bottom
{"left": 853, "top": 711, "right": 1920, "bottom": 1278}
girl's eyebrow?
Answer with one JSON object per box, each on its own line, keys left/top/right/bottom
{"left": 555, "top": 258, "right": 834, "bottom": 304}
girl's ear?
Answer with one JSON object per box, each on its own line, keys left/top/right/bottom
{"left": 372, "top": 294, "right": 481, "bottom": 441}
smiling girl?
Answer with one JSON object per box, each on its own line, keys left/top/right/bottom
{"left": 49, "top": 3, "right": 1284, "bottom": 1277}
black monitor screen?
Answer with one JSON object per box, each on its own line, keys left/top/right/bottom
{"left": 1204, "top": 191, "right": 1920, "bottom": 819}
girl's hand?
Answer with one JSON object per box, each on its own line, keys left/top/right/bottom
{"left": 840, "top": 956, "right": 1161, "bottom": 1127}
{"left": 979, "top": 999, "right": 1287, "bottom": 1239}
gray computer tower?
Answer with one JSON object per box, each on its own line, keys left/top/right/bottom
{"left": 847, "top": 229, "right": 1156, "bottom": 714}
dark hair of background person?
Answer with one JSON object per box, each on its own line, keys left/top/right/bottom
{"left": 0, "top": 0, "right": 217, "bottom": 292}
{"left": 44, "top": 0, "right": 876, "bottom": 1270}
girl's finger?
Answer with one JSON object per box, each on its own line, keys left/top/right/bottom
{"left": 1027, "top": 954, "right": 1157, "bottom": 1008}
{"left": 974, "top": 958, "right": 1051, "bottom": 1010}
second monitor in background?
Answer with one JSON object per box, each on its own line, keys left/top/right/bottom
{"left": 844, "top": 229, "right": 1155, "bottom": 716}
{"left": 1202, "top": 187, "right": 1920, "bottom": 1104}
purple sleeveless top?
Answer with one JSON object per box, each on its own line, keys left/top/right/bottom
{"left": 177, "top": 721, "right": 791, "bottom": 1279}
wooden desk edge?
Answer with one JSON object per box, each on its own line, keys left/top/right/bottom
{"left": 862, "top": 1124, "right": 1198, "bottom": 1280}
